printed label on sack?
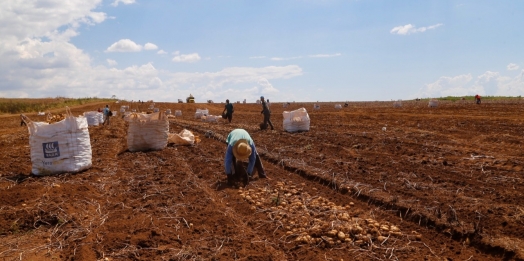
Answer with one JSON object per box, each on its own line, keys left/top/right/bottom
{"left": 42, "top": 141, "right": 60, "bottom": 158}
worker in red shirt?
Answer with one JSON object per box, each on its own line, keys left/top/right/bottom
{"left": 475, "top": 94, "right": 481, "bottom": 104}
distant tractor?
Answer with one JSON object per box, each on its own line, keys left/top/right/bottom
{"left": 186, "top": 94, "right": 195, "bottom": 103}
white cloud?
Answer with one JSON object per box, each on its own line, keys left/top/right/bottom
{"left": 258, "top": 78, "right": 279, "bottom": 94}
{"left": 0, "top": 1, "right": 304, "bottom": 103}
{"left": 249, "top": 56, "right": 266, "bottom": 59}
{"left": 106, "top": 39, "right": 142, "bottom": 52}
{"left": 417, "top": 74, "right": 475, "bottom": 98}
{"left": 270, "top": 56, "right": 302, "bottom": 61}
{"left": 164, "top": 65, "right": 302, "bottom": 89}
{"left": 416, "top": 70, "right": 524, "bottom": 98}
{"left": 482, "top": 70, "right": 524, "bottom": 96}
{"left": 172, "top": 52, "right": 201, "bottom": 63}
{"left": 157, "top": 50, "right": 167, "bottom": 54}
{"left": 0, "top": 0, "right": 105, "bottom": 41}
{"left": 111, "top": 0, "right": 136, "bottom": 7}
{"left": 507, "top": 63, "right": 519, "bottom": 71}
{"left": 144, "top": 42, "right": 158, "bottom": 50}
{"left": 309, "top": 53, "right": 342, "bottom": 58}
{"left": 158, "top": 65, "right": 300, "bottom": 102}
{"left": 390, "top": 23, "right": 443, "bottom": 35}
{"left": 88, "top": 12, "right": 108, "bottom": 24}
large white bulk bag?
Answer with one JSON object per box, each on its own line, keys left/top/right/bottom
{"left": 335, "top": 104, "right": 342, "bottom": 109}
{"left": 174, "top": 110, "right": 182, "bottom": 116}
{"left": 124, "top": 112, "right": 169, "bottom": 152}
{"left": 283, "top": 107, "right": 310, "bottom": 132}
{"left": 393, "top": 100, "right": 402, "bottom": 108}
{"left": 194, "top": 109, "right": 208, "bottom": 119}
{"left": 84, "top": 111, "right": 100, "bottom": 126}
{"left": 25, "top": 108, "right": 92, "bottom": 175}
{"left": 428, "top": 99, "right": 438, "bottom": 108}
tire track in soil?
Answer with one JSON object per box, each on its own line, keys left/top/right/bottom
{"left": 170, "top": 120, "right": 497, "bottom": 260}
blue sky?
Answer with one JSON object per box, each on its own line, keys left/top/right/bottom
{"left": 1, "top": 0, "right": 523, "bottom": 102}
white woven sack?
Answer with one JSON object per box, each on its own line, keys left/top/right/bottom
{"left": 84, "top": 111, "right": 100, "bottom": 126}
{"left": 175, "top": 110, "right": 182, "bottom": 116}
{"left": 283, "top": 107, "right": 310, "bottom": 132}
{"left": 98, "top": 112, "right": 104, "bottom": 124}
{"left": 125, "top": 112, "right": 169, "bottom": 152}
{"left": 26, "top": 107, "right": 92, "bottom": 175}
{"left": 335, "top": 104, "right": 342, "bottom": 109}
{"left": 202, "top": 115, "right": 218, "bottom": 122}
{"left": 167, "top": 129, "right": 195, "bottom": 145}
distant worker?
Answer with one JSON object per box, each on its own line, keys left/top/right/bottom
{"left": 224, "top": 129, "right": 267, "bottom": 185}
{"left": 20, "top": 114, "right": 26, "bottom": 126}
{"left": 260, "top": 96, "right": 274, "bottom": 130}
{"left": 103, "top": 105, "right": 111, "bottom": 125}
{"left": 475, "top": 94, "right": 481, "bottom": 104}
{"left": 222, "top": 99, "right": 234, "bottom": 123}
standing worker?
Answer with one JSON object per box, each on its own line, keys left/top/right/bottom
{"left": 103, "top": 105, "right": 111, "bottom": 125}
{"left": 222, "top": 99, "right": 234, "bottom": 123}
{"left": 260, "top": 96, "right": 274, "bottom": 130}
{"left": 224, "top": 129, "right": 267, "bottom": 185}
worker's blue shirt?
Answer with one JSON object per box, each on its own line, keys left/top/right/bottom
{"left": 224, "top": 129, "right": 257, "bottom": 175}
{"left": 103, "top": 107, "right": 110, "bottom": 116}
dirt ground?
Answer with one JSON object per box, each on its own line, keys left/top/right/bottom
{"left": 1, "top": 99, "right": 524, "bottom": 260}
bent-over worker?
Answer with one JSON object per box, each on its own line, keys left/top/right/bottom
{"left": 224, "top": 129, "right": 267, "bottom": 185}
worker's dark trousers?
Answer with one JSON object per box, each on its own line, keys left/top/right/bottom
{"left": 230, "top": 153, "right": 266, "bottom": 178}
{"left": 263, "top": 113, "right": 274, "bottom": 130}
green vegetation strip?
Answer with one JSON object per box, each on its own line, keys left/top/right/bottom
{"left": 0, "top": 97, "right": 115, "bottom": 114}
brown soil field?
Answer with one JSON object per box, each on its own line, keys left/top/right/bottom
{"left": 1, "top": 99, "right": 524, "bottom": 260}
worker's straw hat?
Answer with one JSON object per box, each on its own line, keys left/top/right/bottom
{"left": 233, "top": 139, "right": 252, "bottom": 160}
